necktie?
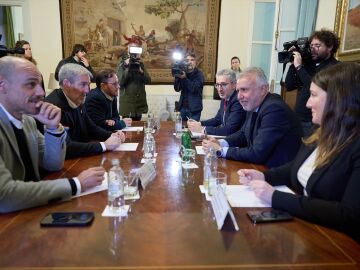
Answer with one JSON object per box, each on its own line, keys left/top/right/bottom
{"left": 223, "top": 99, "right": 228, "bottom": 125}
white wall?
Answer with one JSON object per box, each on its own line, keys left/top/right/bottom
{"left": 315, "top": 0, "right": 337, "bottom": 30}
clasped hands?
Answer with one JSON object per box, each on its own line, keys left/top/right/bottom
{"left": 237, "top": 169, "right": 275, "bottom": 205}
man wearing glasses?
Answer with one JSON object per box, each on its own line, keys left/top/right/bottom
{"left": 187, "top": 69, "right": 246, "bottom": 136}
{"left": 285, "top": 29, "right": 340, "bottom": 136}
{"left": 85, "top": 69, "right": 132, "bottom": 131}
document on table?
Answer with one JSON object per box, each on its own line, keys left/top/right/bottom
{"left": 114, "top": 143, "right": 139, "bottom": 151}
{"left": 208, "top": 135, "right": 226, "bottom": 139}
{"left": 195, "top": 145, "right": 206, "bottom": 155}
{"left": 190, "top": 131, "right": 203, "bottom": 138}
{"left": 73, "top": 174, "right": 108, "bottom": 198}
{"left": 226, "top": 185, "right": 294, "bottom": 207}
{"left": 122, "top": 126, "right": 143, "bottom": 132}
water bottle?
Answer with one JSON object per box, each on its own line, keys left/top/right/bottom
{"left": 108, "top": 159, "right": 125, "bottom": 213}
{"left": 175, "top": 111, "right": 182, "bottom": 138}
{"left": 204, "top": 147, "right": 218, "bottom": 195}
{"left": 143, "top": 131, "right": 156, "bottom": 160}
{"left": 181, "top": 128, "right": 192, "bottom": 149}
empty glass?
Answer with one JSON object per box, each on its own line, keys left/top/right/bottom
{"left": 124, "top": 169, "right": 139, "bottom": 197}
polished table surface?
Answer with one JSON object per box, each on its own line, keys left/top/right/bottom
{"left": 0, "top": 122, "right": 359, "bottom": 270}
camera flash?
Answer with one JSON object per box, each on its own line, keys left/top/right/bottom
{"left": 172, "top": 52, "right": 183, "bottom": 61}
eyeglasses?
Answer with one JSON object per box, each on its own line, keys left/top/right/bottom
{"left": 310, "top": 44, "right": 322, "bottom": 50}
{"left": 215, "top": 83, "right": 229, "bottom": 88}
{"left": 104, "top": 81, "right": 119, "bottom": 87}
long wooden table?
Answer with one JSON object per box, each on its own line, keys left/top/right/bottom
{"left": 0, "top": 122, "right": 359, "bottom": 269}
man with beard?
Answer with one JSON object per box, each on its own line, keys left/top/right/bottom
{"left": 0, "top": 57, "right": 105, "bottom": 213}
{"left": 174, "top": 52, "right": 204, "bottom": 121}
{"left": 285, "top": 29, "right": 340, "bottom": 136}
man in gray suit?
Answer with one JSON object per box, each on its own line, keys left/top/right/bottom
{"left": 0, "top": 56, "right": 105, "bottom": 213}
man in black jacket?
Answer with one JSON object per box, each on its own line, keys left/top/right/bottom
{"left": 85, "top": 69, "right": 132, "bottom": 131}
{"left": 285, "top": 29, "right": 340, "bottom": 136}
{"left": 46, "top": 63, "right": 125, "bottom": 159}
{"left": 202, "top": 67, "right": 303, "bottom": 168}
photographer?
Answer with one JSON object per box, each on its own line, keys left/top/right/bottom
{"left": 173, "top": 52, "right": 204, "bottom": 121}
{"left": 116, "top": 43, "right": 151, "bottom": 121}
{"left": 284, "top": 29, "right": 340, "bottom": 136}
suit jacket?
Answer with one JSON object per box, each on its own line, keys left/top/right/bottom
{"left": 174, "top": 68, "right": 204, "bottom": 113}
{"left": 225, "top": 93, "right": 303, "bottom": 168}
{"left": 84, "top": 87, "right": 126, "bottom": 131}
{"left": 46, "top": 89, "right": 112, "bottom": 158}
{"left": 201, "top": 90, "right": 246, "bottom": 136}
{"left": 0, "top": 107, "right": 70, "bottom": 213}
{"left": 264, "top": 137, "right": 360, "bottom": 243}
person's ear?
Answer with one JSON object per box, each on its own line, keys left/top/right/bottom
{"left": 62, "top": 79, "right": 71, "bottom": 88}
{"left": 0, "top": 76, "right": 7, "bottom": 94}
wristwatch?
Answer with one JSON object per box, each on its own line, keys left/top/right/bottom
{"left": 216, "top": 149, "right": 222, "bottom": 157}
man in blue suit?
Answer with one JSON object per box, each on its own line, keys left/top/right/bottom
{"left": 187, "top": 69, "right": 246, "bottom": 136}
{"left": 202, "top": 67, "right": 303, "bottom": 168}
{"left": 173, "top": 53, "right": 204, "bottom": 121}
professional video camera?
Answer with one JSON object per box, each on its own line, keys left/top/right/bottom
{"left": 125, "top": 45, "right": 143, "bottom": 72}
{"left": 171, "top": 51, "right": 190, "bottom": 77}
{"left": 0, "top": 35, "right": 25, "bottom": 58}
{"left": 278, "top": 37, "right": 311, "bottom": 64}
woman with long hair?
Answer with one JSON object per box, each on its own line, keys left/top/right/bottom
{"left": 15, "top": 40, "right": 37, "bottom": 65}
{"left": 238, "top": 62, "right": 360, "bottom": 243}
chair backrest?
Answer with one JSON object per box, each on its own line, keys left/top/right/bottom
{"left": 280, "top": 85, "right": 297, "bottom": 110}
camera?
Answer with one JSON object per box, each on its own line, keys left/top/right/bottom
{"left": 0, "top": 35, "right": 25, "bottom": 58}
{"left": 125, "top": 46, "right": 143, "bottom": 72}
{"left": 278, "top": 37, "right": 311, "bottom": 63}
{"left": 171, "top": 51, "right": 190, "bottom": 77}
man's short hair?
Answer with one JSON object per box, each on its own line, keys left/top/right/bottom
{"left": 95, "top": 69, "right": 116, "bottom": 88}
{"left": 185, "top": 52, "right": 196, "bottom": 59}
{"left": 238, "top": 67, "right": 268, "bottom": 88}
{"left": 58, "top": 63, "right": 93, "bottom": 86}
{"left": 216, "top": 69, "right": 237, "bottom": 83}
{"left": 309, "top": 29, "right": 340, "bottom": 55}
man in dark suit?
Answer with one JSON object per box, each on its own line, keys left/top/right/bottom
{"left": 85, "top": 69, "right": 132, "bottom": 131}
{"left": 46, "top": 63, "right": 125, "bottom": 159}
{"left": 187, "top": 69, "right": 246, "bottom": 136}
{"left": 202, "top": 67, "right": 303, "bottom": 168}
{"left": 174, "top": 52, "right": 204, "bottom": 121}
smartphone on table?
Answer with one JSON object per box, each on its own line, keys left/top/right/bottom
{"left": 40, "top": 212, "right": 94, "bottom": 227}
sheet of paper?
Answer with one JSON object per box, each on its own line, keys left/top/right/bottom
{"left": 182, "top": 163, "right": 199, "bottom": 169}
{"left": 226, "top": 185, "right": 294, "bottom": 207}
{"left": 115, "top": 143, "right": 139, "bottom": 151}
{"left": 73, "top": 174, "right": 108, "bottom": 198}
{"left": 195, "top": 145, "right": 206, "bottom": 155}
{"left": 101, "top": 205, "right": 130, "bottom": 217}
{"left": 122, "top": 126, "right": 143, "bottom": 132}
{"left": 191, "top": 131, "right": 203, "bottom": 138}
{"left": 208, "top": 135, "right": 226, "bottom": 139}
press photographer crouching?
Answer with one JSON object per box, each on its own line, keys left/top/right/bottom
{"left": 116, "top": 43, "right": 151, "bottom": 121}
{"left": 282, "top": 29, "right": 340, "bottom": 137}
{"left": 173, "top": 52, "right": 204, "bottom": 121}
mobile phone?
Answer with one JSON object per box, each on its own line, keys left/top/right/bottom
{"left": 247, "top": 210, "right": 293, "bottom": 224}
{"left": 40, "top": 212, "right": 94, "bottom": 227}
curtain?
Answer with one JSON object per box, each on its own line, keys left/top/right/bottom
{"left": 295, "top": 0, "right": 319, "bottom": 38}
{"left": 2, "top": 6, "right": 15, "bottom": 48}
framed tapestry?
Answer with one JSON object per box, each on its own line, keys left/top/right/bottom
{"left": 334, "top": 0, "right": 360, "bottom": 62}
{"left": 59, "top": 0, "right": 220, "bottom": 83}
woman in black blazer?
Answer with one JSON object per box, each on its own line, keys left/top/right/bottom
{"left": 238, "top": 62, "right": 360, "bottom": 243}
